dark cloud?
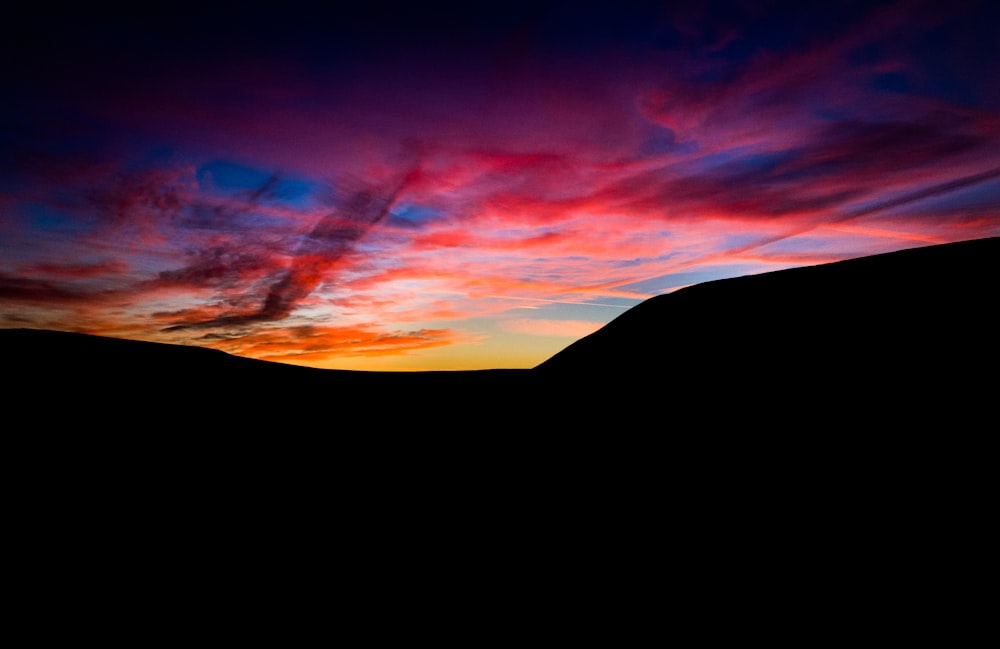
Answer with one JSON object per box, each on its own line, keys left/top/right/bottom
{"left": 789, "top": 119, "right": 988, "bottom": 179}
{"left": 85, "top": 171, "right": 185, "bottom": 228}
{"left": 0, "top": 275, "right": 93, "bottom": 304}
{"left": 841, "top": 165, "right": 1000, "bottom": 221}
{"left": 27, "top": 261, "right": 129, "bottom": 279}
{"left": 590, "top": 113, "right": 994, "bottom": 222}
{"left": 157, "top": 247, "right": 274, "bottom": 289}
{"left": 171, "top": 202, "right": 240, "bottom": 232}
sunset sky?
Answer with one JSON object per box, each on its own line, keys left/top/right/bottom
{"left": 2, "top": 0, "right": 998, "bottom": 370}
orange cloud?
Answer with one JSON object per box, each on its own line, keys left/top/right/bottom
{"left": 200, "top": 324, "right": 476, "bottom": 366}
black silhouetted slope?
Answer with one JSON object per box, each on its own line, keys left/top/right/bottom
{"left": 3, "top": 328, "right": 529, "bottom": 426}
{"left": 4, "top": 236, "right": 996, "bottom": 431}
{"left": 535, "top": 236, "right": 998, "bottom": 419}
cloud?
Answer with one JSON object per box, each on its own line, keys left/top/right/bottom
{"left": 162, "top": 174, "right": 412, "bottom": 331}
{"left": 27, "top": 260, "right": 130, "bottom": 279}
{"left": 839, "top": 165, "right": 1000, "bottom": 222}
{"left": 156, "top": 247, "right": 274, "bottom": 289}
{"left": 201, "top": 324, "right": 472, "bottom": 365}
{"left": 0, "top": 275, "right": 95, "bottom": 303}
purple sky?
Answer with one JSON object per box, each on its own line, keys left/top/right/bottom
{"left": 2, "top": 0, "right": 998, "bottom": 370}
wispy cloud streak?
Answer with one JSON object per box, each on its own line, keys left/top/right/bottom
{"left": 163, "top": 175, "right": 410, "bottom": 331}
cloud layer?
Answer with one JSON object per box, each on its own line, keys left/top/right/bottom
{"left": 2, "top": 1, "right": 998, "bottom": 369}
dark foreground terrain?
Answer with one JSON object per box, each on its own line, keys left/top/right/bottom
{"left": 4, "top": 237, "right": 995, "bottom": 623}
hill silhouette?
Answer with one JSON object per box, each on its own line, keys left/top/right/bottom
{"left": 5, "top": 235, "right": 997, "bottom": 430}
{"left": 3, "top": 327, "right": 530, "bottom": 429}
{"left": 538, "top": 236, "right": 998, "bottom": 418}
{"left": 6, "top": 237, "right": 995, "bottom": 598}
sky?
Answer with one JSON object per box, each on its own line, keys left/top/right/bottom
{"left": 2, "top": 0, "right": 998, "bottom": 371}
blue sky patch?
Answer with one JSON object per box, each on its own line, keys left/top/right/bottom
{"left": 197, "top": 160, "right": 319, "bottom": 208}
{"left": 389, "top": 203, "right": 442, "bottom": 228}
